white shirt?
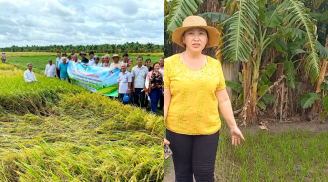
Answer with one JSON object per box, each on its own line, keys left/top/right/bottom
{"left": 87, "top": 58, "right": 95, "bottom": 66}
{"left": 92, "top": 62, "right": 102, "bottom": 67}
{"left": 24, "top": 69, "right": 38, "bottom": 83}
{"left": 44, "top": 64, "right": 57, "bottom": 77}
{"left": 72, "top": 60, "right": 81, "bottom": 64}
{"left": 159, "top": 66, "right": 164, "bottom": 81}
{"left": 110, "top": 61, "right": 123, "bottom": 69}
{"left": 56, "top": 57, "right": 62, "bottom": 67}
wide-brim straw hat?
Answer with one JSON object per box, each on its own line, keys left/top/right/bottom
{"left": 112, "top": 54, "right": 120, "bottom": 59}
{"left": 172, "top": 15, "right": 220, "bottom": 48}
{"left": 79, "top": 51, "right": 86, "bottom": 56}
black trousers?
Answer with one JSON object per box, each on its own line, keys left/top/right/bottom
{"left": 56, "top": 70, "right": 60, "bottom": 79}
{"left": 133, "top": 88, "right": 145, "bottom": 108}
{"left": 166, "top": 129, "right": 219, "bottom": 182}
{"left": 159, "top": 94, "right": 164, "bottom": 109}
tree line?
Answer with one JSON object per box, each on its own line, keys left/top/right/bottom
{"left": 0, "top": 42, "right": 164, "bottom": 53}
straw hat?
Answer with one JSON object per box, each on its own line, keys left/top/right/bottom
{"left": 172, "top": 16, "right": 220, "bottom": 48}
{"left": 112, "top": 54, "right": 120, "bottom": 59}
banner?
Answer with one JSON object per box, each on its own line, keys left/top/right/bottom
{"left": 67, "top": 62, "right": 120, "bottom": 97}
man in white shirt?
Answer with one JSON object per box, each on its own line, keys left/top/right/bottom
{"left": 72, "top": 54, "right": 81, "bottom": 64}
{"left": 110, "top": 54, "right": 123, "bottom": 69}
{"left": 87, "top": 51, "right": 95, "bottom": 66}
{"left": 92, "top": 55, "right": 102, "bottom": 67}
{"left": 24, "top": 63, "right": 38, "bottom": 83}
{"left": 44, "top": 59, "right": 57, "bottom": 78}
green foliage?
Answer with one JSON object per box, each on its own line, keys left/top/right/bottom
{"left": 0, "top": 42, "right": 164, "bottom": 54}
{"left": 166, "top": 0, "right": 203, "bottom": 33}
{"left": 257, "top": 101, "right": 266, "bottom": 110}
{"left": 298, "top": 93, "right": 320, "bottom": 108}
{"left": 220, "top": 0, "right": 259, "bottom": 62}
{"left": 263, "top": 94, "right": 275, "bottom": 103}
{"left": 276, "top": 0, "right": 320, "bottom": 83}
{"left": 225, "top": 81, "right": 243, "bottom": 93}
{"left": 284, "top": 60, "right": 296, "bottom": 89}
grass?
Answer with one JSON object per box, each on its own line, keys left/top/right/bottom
{"left": 0, "top": 62, "right": 164, "bottom": 181}
{"left": 213, "top": 122, "right": 328, "bottom": 181}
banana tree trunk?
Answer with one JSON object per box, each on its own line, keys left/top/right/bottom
{"left": 242, "top": 61, "right": 252, "bottom": 125}
{"left": 312, "top": 36, "right": 328, "bottom": 113}
{"left": 250, "top": 58, "right": 261, "bottom": 123}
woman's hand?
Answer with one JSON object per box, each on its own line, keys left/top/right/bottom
{"left": 230, "top": 127, "right": 245, "bottom": 146}
{"left": 164, "top": 138, "right": 170, "bottom": 145}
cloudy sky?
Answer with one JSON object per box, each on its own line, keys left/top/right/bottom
{"left": 0, "top": 0, "right": 164, "bottom": 47}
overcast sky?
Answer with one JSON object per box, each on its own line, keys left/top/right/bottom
{"left": 0, "top": 0, "right": 164, "bottom": 47}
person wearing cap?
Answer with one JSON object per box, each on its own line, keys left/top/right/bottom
{"left": 88, "top": 51, "right": 95, "bottom": 66}
{"left": 117, "top": 63, "right": 132, "bottom": 104}
{"left": 102, "top": 54, "right": 111, "bottom": 67}
{"left": 110, "top": 54, "right": 122, "bottom": 69}
{"left": 1, "top": 52, "right": 6, "bottom": 63}
{"left": 58, "top": 57, "right": 69, "bottom": 82}
{"left": 164, "top": 16, "right": 245, "bottom": 181}
{"left": 55, "top": 51, "right": 62, "bottom": 79}
{"left": 92, "top": 55, "right": 102, "bottom": 67}
{"left": 80, "top": 52, "right": 89, "bottom": 64}
{"left": 24, "top": 63, "right": 38, "bottom": 83}
{"left": 44, "top": 59, "right": 57, "bottom": 78}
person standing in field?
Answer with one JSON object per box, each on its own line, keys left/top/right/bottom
{"left": 144, "top": 59, "right": 153, "bottom": 108}
{"left": 44, "top": 59, "right": 56, "bottom": 78}
{"left": 102, "top": 54, "right": 111, "bottom": 67}
{"left": 24, "top": 63, "right": 38, "bottom": 83}
{"left": 72, "top": 54, "right": 81, "bottom": 64}
{"left": 58, "top": 57, "right": 69, "bottom": 82}
{"left": 145, "top": 59, "right": 153, "bottom": 72}
{"left": 131, "top": 56, "right": 148, "bottom": 108}
{"left": 147, "top": 62, "right": 163, "bottom": 114}
{"left": 88, "top": 51, "right": 95, "bottom": 66}
{"left": 117, "top": 64, "right": 132, "bottom": 104}
{"left": 158, "top": 57, "right": 164, "bottom": 110}
{"left": 80, "top": 52, "right": 89, "bottom": 64}
{"left": 127, "top": 58, "right": 133, "bottom": 72}
{"left": 122, "top": 53, "right": 129, "bottom": 66}
{"left": 92, "top": 56, "right": 102, "bottom": 67}
{"left": 110, "top": 54, "right": 123, "bottom": 69}
{"left": 55, "top": 51, "right": 62, "bottom": 79}
{"left": 164, "top": 16, "right": 245, "bottom": 182}
{"left": 1, "top": 52, "right": 6, "bottom": 63}
{"left": 127, "top": 58, "right": 134, "bottom": 104}
{"left": 101, "top": 56, "right": 105, "bottom": 64}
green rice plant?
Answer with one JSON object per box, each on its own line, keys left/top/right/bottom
{"left": 0, "top": 63, "right": 14, "bottom": 71}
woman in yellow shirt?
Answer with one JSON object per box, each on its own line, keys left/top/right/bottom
{"left": 164, "top": 16, "right": 245, "bottom": 181}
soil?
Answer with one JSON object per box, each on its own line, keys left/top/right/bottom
{"left": 164, "top": 121, "right": 328, "bottom": 182}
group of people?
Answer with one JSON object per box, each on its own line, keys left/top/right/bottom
{"left": 24, "top": 51, "right": 165, "bottom": 114}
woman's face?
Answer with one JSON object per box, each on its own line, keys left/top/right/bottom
{"left": 128, "top": 59, "right": 133, "bottom": 65}
{"left": 146, "top": 61, "right": 151, "bottom": 67}
{"left": 182, "top": 28, "right": 208, "bottom": 52}
{"left": 154, "top": 63, "right": 160, "bottom": 71}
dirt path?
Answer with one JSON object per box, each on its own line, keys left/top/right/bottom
{"left": 164, "top": 121, "right": 328, "bottom": 181}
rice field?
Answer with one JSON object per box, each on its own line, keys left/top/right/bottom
{"left": 0, "top": 63, "right": 164, "bottom": 181}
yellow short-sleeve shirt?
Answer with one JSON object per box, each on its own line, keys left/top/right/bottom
{"left": 164, "top": 54, "right": 226, "bottom": 135}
